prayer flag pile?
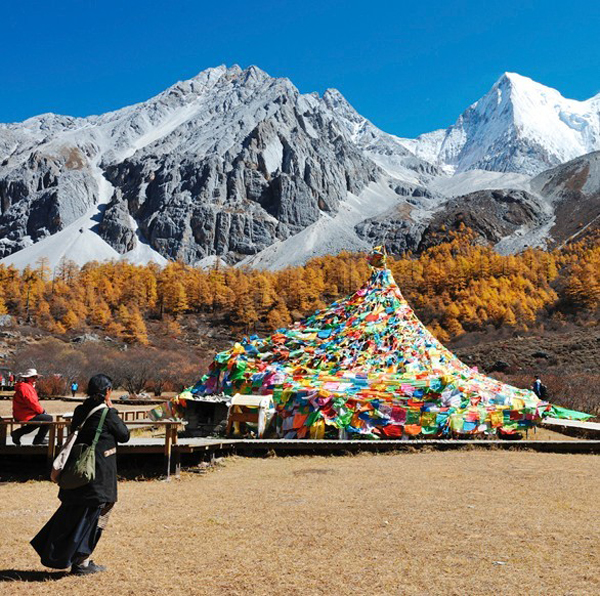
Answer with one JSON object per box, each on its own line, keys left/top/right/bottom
{"left": 155, "top": 247, "right": 592, "bottom": 438}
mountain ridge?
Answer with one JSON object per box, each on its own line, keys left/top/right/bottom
{"left": 0, "top": 65, "right": 598, "bottom": 270}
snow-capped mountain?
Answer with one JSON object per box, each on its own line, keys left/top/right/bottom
{"left": 400, "top": 73, "right": 600, "bottom": 176}
{"left": 0, "top": 66, "right": 598, "bottom": 271}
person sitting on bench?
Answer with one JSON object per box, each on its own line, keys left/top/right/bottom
{"left": 11, "top": 368, "right": 52, "bottom": 446}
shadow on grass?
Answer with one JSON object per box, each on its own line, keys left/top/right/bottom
{"left": 0, "top": 569, "right": 69, "bottom": 582}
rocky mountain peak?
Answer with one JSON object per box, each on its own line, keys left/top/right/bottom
{"left": 0, "top": 64, "right": 392, "bottom": 268}
{"left": 322, "top": 88, "right": 352, "bottom": 109}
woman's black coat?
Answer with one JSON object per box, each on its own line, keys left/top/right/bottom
{"left": 58, "top": 398, "right": 130, "bottom": 506}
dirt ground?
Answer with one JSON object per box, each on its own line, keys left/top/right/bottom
{"left": 0, "top": 451, "right": 598, "bottom": 596}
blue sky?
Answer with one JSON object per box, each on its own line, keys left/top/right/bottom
{"left": 2, "top": 0, "right": 599, "bottom": 137}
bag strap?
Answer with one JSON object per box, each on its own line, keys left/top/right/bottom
{"left": 75, "top": 404, "right": 107, "bottom": 432}
{"left": 91, "top": 408, "right": 109, "bottom": 449}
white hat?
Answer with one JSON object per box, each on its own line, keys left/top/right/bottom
{"left": 19, "top": 368, "right": 40, "bottom": 378}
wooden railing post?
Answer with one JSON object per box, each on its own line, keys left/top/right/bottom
{"left": 57, "top": 420, "right": 65, "bottom": 447}
{"left": 164, "top": 422, "right": 173, "bottom": 480}
{"left": 162, "top": 422, "right": 181, "bottom": 480}
{"left": 172, "top": 424, "right": 181, "bottom": 479}
{"left": 47, "top": 424, "right": 56, "bottom": 465}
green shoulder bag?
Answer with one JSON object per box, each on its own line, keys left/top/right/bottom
{"left": 59, "top": 407, "right": 109, "bottom": 490}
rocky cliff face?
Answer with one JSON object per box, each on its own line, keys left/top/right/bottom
{"left": 417, "top": 189, "right": 549, "bottom": 251}
{"left": 0, "top": 65, "right": 428, "bottom": 266}
{"left": 99, "top": 73, "right": 383, "bottom": 262}
{"left": 354, "top": 188, "right": 548, "bottom": 255}
{"left": 319, "top": 89, "right": 441, "bottom": 183}
{"left": 530, "top": 151, "right": 600, "bottom": 245}
{"left": 0, "top": 146, "right": 99, "bottom": 257}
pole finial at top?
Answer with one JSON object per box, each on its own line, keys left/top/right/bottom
{"left": 368, "top": 245, "right": 387, "bottom": 269}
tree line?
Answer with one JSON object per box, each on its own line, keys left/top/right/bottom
{"left": 0, "top": 227, "right": 598, "bottom": 344}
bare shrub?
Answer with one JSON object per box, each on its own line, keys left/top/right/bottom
{"left": 103, "top": 347, "right": 156, "bottom": 396}
{"left": 148, "top": 351, "right": 209, "bottom": 395}
{"left": 541, "top": 373, "right": 600, "bottom": 417}
{"left": 113, "top": 349, "right": 209, "bottom": 396}
{"left": 11, "top": 339, "right": 88, "bottom": 392}
{"left": 35, "top": 375, "right": 67, "bottom": 398}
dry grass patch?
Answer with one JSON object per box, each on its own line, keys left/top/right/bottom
{"left": 0, "top": 451, "right": 598, "bottom": 595}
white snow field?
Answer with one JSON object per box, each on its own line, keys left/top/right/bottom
{"left": 428, "top": 170, "right": 532, "bottom": 197}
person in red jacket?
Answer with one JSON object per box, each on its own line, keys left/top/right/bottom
{"left": 11, "top": 368, "right": 52, "bottom": 446}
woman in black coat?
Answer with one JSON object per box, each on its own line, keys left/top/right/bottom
{"left": 31, "top": 374, "right": 130, "bottom": 575}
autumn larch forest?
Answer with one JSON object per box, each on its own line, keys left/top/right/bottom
{"left": 1, "top": 227, "right": 597, "bottom": 343}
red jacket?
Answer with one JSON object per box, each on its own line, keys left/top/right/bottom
{"left": 13, "top": 381, "right": 44, "bottom": 421}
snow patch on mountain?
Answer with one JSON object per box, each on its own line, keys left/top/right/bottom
{"left": 397, "top": 129, "right": 447, "bottom": 171}
{"left": 262, "top": 136, "right": 284, "bottom": 174}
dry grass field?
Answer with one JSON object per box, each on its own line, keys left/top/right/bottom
{"left": 1, "top": 451, "right": 598, "bottom": 595}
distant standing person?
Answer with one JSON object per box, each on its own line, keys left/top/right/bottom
{"left": 532, "top": 377, "right": 547, "bottom": 399}
{"left": 71, "top": 381, "right": 79, "bottom": 397}
{"left": 11, "top": 368, "right": 52, "bottom": 446}
{"left": 31, "top": 374, "right": 130, "bottom": 575}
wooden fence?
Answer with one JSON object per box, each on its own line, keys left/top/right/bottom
{"left": 0, "top": 415, "right": 184, "bottom": 477}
